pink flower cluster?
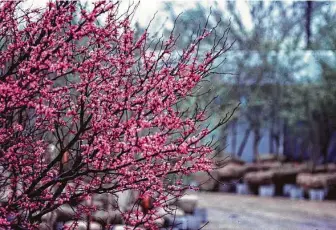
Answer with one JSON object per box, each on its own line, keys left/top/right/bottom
{"left": 0, "top": 1, "right": 229, "bottom": 229}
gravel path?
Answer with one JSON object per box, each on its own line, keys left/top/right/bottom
{"left": 195, "top": 192, "right": 336, "bottom": 230}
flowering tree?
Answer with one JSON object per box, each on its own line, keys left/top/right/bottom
{"left": 0, "top": 1, "right": 231, "bottom": 229}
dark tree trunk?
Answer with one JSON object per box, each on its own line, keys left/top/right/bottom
{"left": 271, "top": 110, "right": 282, "bottom": 156}
{"left": 319, "top": 111, "right": 331, "bottom": 164}
{"left": 305, "top": 92, "right": 319, "bottom": 170}
{"left": 237, "top": 128, "right": 251, "bottom": 157}
{"left": 274, "top": 134, "right": 280, "bottom": 155}
{"left": 306, "top": 1, "right": 313, "bottom": 49}
{"left": 220, "top": 128, "right": 229, "bottom": 158}
{"left": 320, "top": 138, "right": 330, "bottom": 164}
{"left": 283, "top": 118, "right": 288, "bottom": 157}
{"left": 253, "top": 128, "right": 261, "bottom": 161}
{"left": 231, "top": 119, "right": 237, "bottom": 156}
{"left": 299, "top": 138, "right": 307, "bottom": 161}
{"left": 310, "top": 118, "right": 320, "bottom": 171}
{"left": 269, "top": 121, "right": 275, "bottom": 153}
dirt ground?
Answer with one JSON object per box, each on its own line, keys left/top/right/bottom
{"left": 195, "top": 192, "right": 336, "bottom": 230}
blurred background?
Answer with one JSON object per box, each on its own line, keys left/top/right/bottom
{"left": 142, "top": 0, "right": 336, "bottom": 164}
{"left": 132, "top": 1, "right": 336, "bottom": 229}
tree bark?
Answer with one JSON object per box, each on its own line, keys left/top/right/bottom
{"left": 283, "top": 118, "right": 289, "bottom": 158}
{"left": 269, "top": 119, "right": 275, "bottom": 153}
{"left": 319, "top": 110, "right": 331, "bottom": 164}
{"left": 306, "top": 1, "right": 313, "bottom": 49}
{"left": 253, "top": 128, "right": 261, "bottom": 161}
{"left": 237, "top": 127, "right": 251, "bottom": 157}
{"left": 231, "top": 118, "right": 238, "bottom": 156}
{"left": 274, "top": 133, "right": 280, "bottom": 155}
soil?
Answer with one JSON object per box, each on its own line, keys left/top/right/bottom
{"left": 195, "top": 192, "right": 336, "bottom": 230}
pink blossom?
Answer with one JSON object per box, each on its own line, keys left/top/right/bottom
{"left": 0, "top": 0, "right": 229, "bottom": 229}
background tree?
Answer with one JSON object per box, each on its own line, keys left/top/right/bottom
{"left": 162, "top": 1, "right": 336, "bottom": 165}
{"left": 163, "top": 1, "right": 307, "bottom": 160}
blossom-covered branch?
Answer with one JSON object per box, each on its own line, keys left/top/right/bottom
{"left": 0, "top": 1, "right": 231, "bottom": 229}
